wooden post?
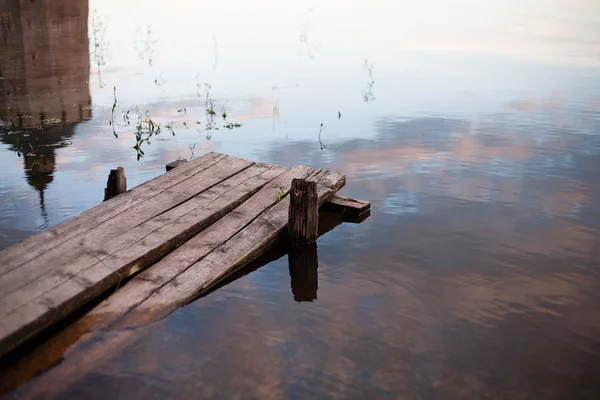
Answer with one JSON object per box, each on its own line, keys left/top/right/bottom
{"left": 288, "top": 178, "right": 318, "bottom": 245}
{"left": 288, "top": 243, "right": 318, "bottom": 302}
{"left": 103, "top": 167, "right": 126, "bottom": 201}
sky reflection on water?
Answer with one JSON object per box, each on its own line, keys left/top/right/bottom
{"left": 1, "top": 0, "right": 600, "bottom": 398}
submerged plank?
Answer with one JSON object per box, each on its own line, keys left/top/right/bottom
{"left": 0, "top": 155, "right": 253, "bottom": 298}
{"left": 0, "top": 152, "right": 226, "bottom": 274}
{"left": 322, "top": 194, "right": 371, "bottom": 217}
{"left": 0, "top": 163, "right": 285, "bottom": 357}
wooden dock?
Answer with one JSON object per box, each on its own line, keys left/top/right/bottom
{"left": 0, "top": 152, "right": 368, "bottom": 365}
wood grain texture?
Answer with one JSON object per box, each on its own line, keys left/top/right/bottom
{"left": 0, "top": 152, "right": 226, "bottom": 273}
{"left": 120, "top": 168, "right": 345, "bottom": 328}
{"left": 2, "top": 170, "right": 346, "bottom": 398}
{"left": 0, "top": 163, "right": 277, "bottom": 317}
{"left": 0, "top": 163, "right": 284, "bottom": 358}
{"left": 85, "top": 165, "right": 313, "bottom": 330}
{"left": 288, "top": 179, "right": 319, "bottom": 245}
{"left": 0, "top": 155, "right": 252, "bottom": 299}
{"left": 103, "top": 167, "right": 127, "bottom": 201}
{"left": 0, "top": 210, "right": 349, "bottom": 397}
{"left": 322, "top": 194, "right": 371, "bottom": 217}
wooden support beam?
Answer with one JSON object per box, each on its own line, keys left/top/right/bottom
{"left": 288, "top": 243, "right": 319, "bottom": 302}
{"left": 166, "top": 159, "right": 188, "bottom": 171}
{"left": 103, "top": 167, "right": 126, "bottom": 201}
{"left": 322, "top": 194, "right": 370, "bottom": 217}
{"left": 288, "top": 179, "right": 319, "bottom": 246}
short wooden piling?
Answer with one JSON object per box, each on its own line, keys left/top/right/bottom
{"left": 288, "top": 243, "right": 318, "bottom": 302}
{"left": 0, "top": 152, "right": 350, "bottom": 364}
{"left": 103, "top": 167, "right": 126, "bottom": 201}
{"left": 288, "top": 178, "right": 319, "bottom": 245}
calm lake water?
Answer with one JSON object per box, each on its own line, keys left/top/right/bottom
{"left": 1, "top": 0, "right": 600, "bottom": 398}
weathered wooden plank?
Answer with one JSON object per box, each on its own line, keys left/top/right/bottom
{"left": 0, "top": 152, "right": 226, "bottom": 273}
{"left": 83, "top": 165, "right": 315, "bottom": 331}
{"left": 0, "top": 163, "right": 281, "bottom": 318}
{"left": 0, "top": 166, "right": 313, "bottom": 396}
{"left": 0, "top": 177, "right": 347, "bottom": 397}
{"left": 0, "top": 155, "right": 253, "bottom": 298}
{"left": 118, "top": 169, "right": 345, "bottom": 328}
{"left": 0, "top": 164, "right": 286, "bottom": 357}
{"left": 0, "top": 210, "right": 349, "bottom": 398}
{"left": 322, "top": 194, "right": 371, "bottom": 217}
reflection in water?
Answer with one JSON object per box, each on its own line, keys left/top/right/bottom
{"left": 211, "top": 33, "right": 218, "bottom": 71}
{"left": 9, "top": 109, "right": 599, "bottom": 398}
{"left": 288, "top": 244, "right": 319, "bottom": 302}
{"left": 0, "top": 0, "right": 600, "bottom": 398}
{"left": 0, "top": 127, "right": 76, "bottom": 229}
{"left": 361, "top": 59, "right": 376, "bottom": 104}
{"left": 90, "top": 9, "right": 109, "bottom": 88}
{"left": 0, "top": 0, "right": 91, "bottom": 128}
{"left": 134, "top": 24, "right": 157, "bottom": 67}
{"left": 298, "top": 7, "right": 318, "bottom": 60}
{"left": 0, "top": 211, "right": 346, "bottom": 396}
{"left": 0, "top": 0, "right": 91, "bottom": 231}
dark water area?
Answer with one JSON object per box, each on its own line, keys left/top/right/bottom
{"left": 1, "top": 0, "right": 600, "bottom": 398}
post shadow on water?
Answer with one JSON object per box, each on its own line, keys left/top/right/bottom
{"left": 190, "top": 209, "right": 366, "bottom": 304}
{"left": 287, "top": 207, "right": 373, "bottom": 303}
{"left": 288, "top": 208, "right": 371, "bottom": 302}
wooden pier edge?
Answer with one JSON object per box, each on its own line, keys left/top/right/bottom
{"left": 0, "top": 167, "right": 347, "bottom": 398}
{"left": 0, "top": 154, "right": 261, "bottom": 358}
{"left": 0, "top": 152, "right": 229, "bottom": 273}
{"left": 164, "top": 159, "right": 371, "bottom": 218}
{"left": 0, "top": 153, "right": 372, "bottom": 396}
{"left": 0, "top": 206, "right": 344, "bottom": 397}
{"left": 165, "top": 159, "right": 371, "bottom": 218}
